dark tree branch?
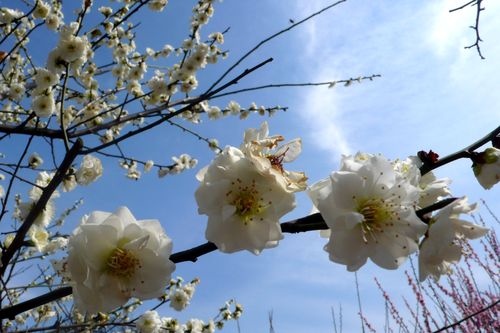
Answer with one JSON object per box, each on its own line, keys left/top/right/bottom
{"left": 450, "top": 0, "right": 485, "bottom": 59}
{"left": 0, "top": 139, "right": 83, "bottom": 275}
{"left": 464, "top": 0, "right": 485, "bottom": 59}
{"left": 419, "top": 125, "right": 500, "bottom": 175}
{"left": 81, "top": 57, "right": 274, "bottom": 154}
{"left": 0, "top": 287, "right": 72, "bottom": 321}
{"left": 0, "top": 198, "right": 474, "bottom": 319}
{"left": 416, "top": 198, "right": 458, "bottom": 220}
{"left": 449, "top": 0, "right": 477, "bottom": 13}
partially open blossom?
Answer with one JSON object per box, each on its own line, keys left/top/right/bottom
{"left": 67, "top": 207, "right": 175, "bottom": 313}
{"left": 195, "top": 146, "right": 296, "bottom": 254}
{"left": 417, "top": 171, "right": 452, "bottom": 208}
{"left": 472, "top": 147, "right": 500, "bottom": 189}
{"left": 28, "top": 153, "right": 44, "bottom": 169}
{"left": 418, "top": 197, "right": 489, "bottom": 281}
{"left": 75, "top": 155, "right": 103, "bottom": 185}
{"left": 144, "top": 160, "right": 154, "bottom": 173}
{"left": 393, "top": 156, "right": 451, "bottom": 208}
{"left": 241, "top": 122, "right": 307, "bottom": 192}
{"left": 136, "top": 310, "right": 162, "bottom": 333}
{"left": 308, "top": 154, "right": 427, "bottom": 271}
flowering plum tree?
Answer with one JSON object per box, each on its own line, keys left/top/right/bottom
{"left": 0, "top": 0, "right": 498, "bottom": 332}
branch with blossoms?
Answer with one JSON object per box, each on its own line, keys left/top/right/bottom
{"left": 0, "top": 0, "right": 498, "bottom": 332}
{"left": 0, "top": 122, "right": 498, "bottom": 321}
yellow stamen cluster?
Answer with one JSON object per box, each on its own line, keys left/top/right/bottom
{"left": 357, "top": 198, "right": 396, "bottom": 243}
{"left": 106, "top": 247, "right": 140, "bottom": 279}
{"left": 227, "top": 178, "right": 269, "bottom": 224}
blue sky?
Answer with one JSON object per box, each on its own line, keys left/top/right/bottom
{"left": 2, "top": 0, "right": 499, "bottom": 332}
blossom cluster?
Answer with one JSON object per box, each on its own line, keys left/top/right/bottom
{"left": 136, "top": 299, "right": 242, "bottom": 333}
{"left": 308, "top": 152, "right": 489, "bottom": 280}
{"left": 193, "top": 124, "right": 494, "bottom": 281}
{"left": 168, "top": 277, "right": 199, "bottom": 311}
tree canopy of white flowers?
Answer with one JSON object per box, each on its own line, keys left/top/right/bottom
{"left": 0, "top": 0, "right": 498, "bottom": 332}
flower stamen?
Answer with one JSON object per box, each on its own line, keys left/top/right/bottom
{"left": 106, "top": 247, "right": 140, "bottom": 279}
{"left": 227, "top": 178, "right": 268, "bottom": 223}
{"left": 357, "top": 198, "right": 395, "bottom": 243}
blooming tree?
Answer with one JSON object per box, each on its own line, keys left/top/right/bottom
{"left": 0, "top": 0, "right": 498, "bottom": 332}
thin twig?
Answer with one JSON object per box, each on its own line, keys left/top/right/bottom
{"left": 210, "top": 74, "right": 381, "bottom": 99}
{"left": 204, "top": 0, "right": 347, "bottom": 94}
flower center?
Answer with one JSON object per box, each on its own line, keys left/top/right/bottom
{"left": 227, "top": 178, "right": 268, "bottom": 224}
{"left": 106, "top": 247, "right": 140, "bottom": 279}
{"left": 357, "top": 198, "right": 395, "bottom": 242}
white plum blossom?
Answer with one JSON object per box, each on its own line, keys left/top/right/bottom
{"left": 241, "top": 122, "right": 307, "bottom": 192}
{"left": 144, "top": 160, "right": 154, "bottom": 173}
{"left": 75, "top": 155, "right": 103, "bottom": 185}
{"left": 28, "top": 153, "right": 44, "bottom": 169}
{"left": 0, "top": 8, "right": 23, "bottom": 24}
{"left": 186, "top": 319, "right": 204, "bottom": 333}
{"left": 58, "top": 35, "right": 89, "bottom": 63}
{"left": 46, "top": 48, "right": 68, "bottom": 75}
{"left": 28, "top": 225, "right": 49, "bottom": 252}
{"left": 308, "top": 154, "right": 428, "bottom": 271}
{"left": 33, "top": 1, "right": 50, "bottom": 19}
{"left": 45, "top": 13, "right": 61, "bottom": 30}
{"left": 227, "top": 101, "right": 241, "bottom": 115}
{"left": 393, "top": 156, "right": 451, "bottom": 208}
{"left": 207, "top": 106, "right": 222, "bottom": 119}
{"left": 32, "top": 92, "right": 55, "bottom": 117}
{"left": 8, "top": 82, "right": 25, "bottom": 101}
{"left": 98, "top": 6, "right": 113, "bottom": 17}
{"left": 418, "top": 197, "right": 489, "bottom": 281}
{"left": 195, "top": 146, "right": 296, "bottom": 254}
{"left": 417, "top": 171, "right": 452, "bottom": 208}
{"left": 67, "top": 207, "right": 175, "bottom": 313}
{"left": 148, "top": 0, "right": 168, "bottom": 12}
{"left": 136, "top": 310, "right": 163, "bottom": 333}
{"left": 472, "top": 147, "right": 500, "bottom": 189}
{"left": 169, "top": 287, "right": 190, "bottom": 311}
{"left": 33, "top": 68, "right": 59, "bottom": 92}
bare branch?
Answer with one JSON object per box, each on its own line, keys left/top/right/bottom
{"left": 451, "top": 0, "right": 486, "bottom": 59}
{"left": 204, "top": 0, "right": 348, "bottom": 94}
